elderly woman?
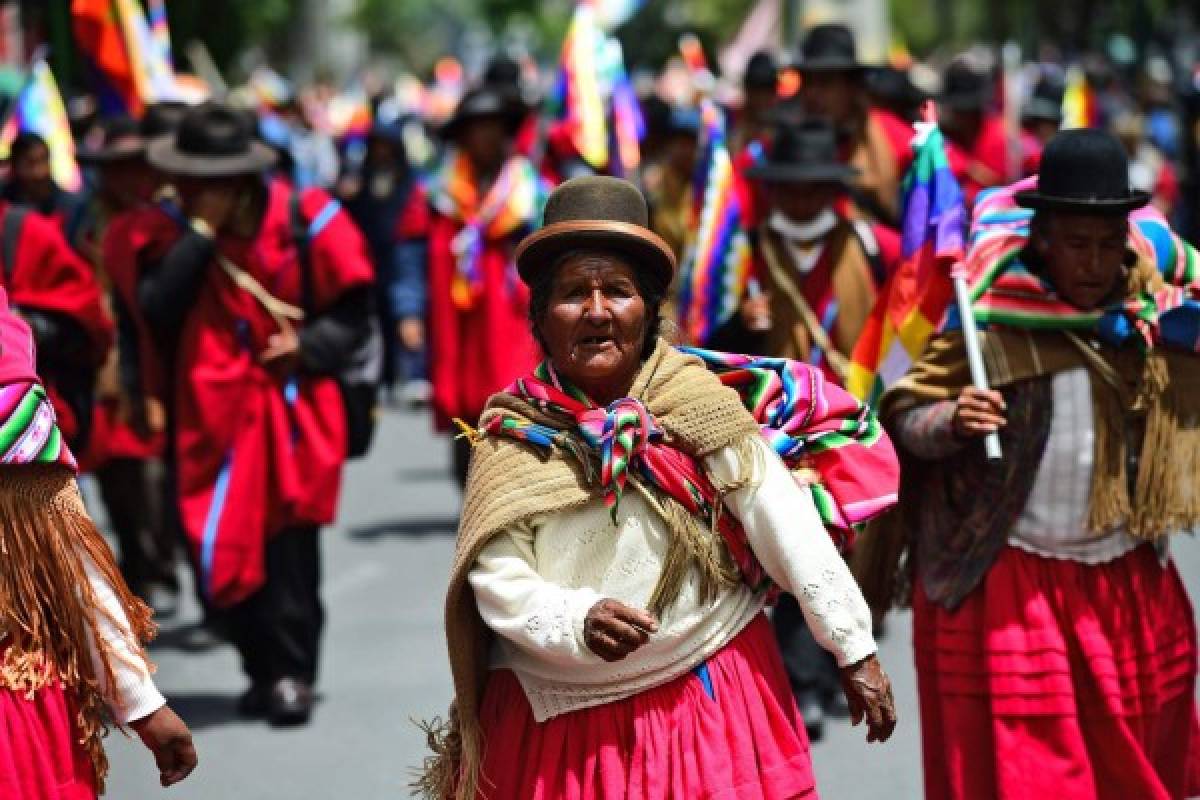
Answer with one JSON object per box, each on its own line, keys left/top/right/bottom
{"left": 873, "top": 130, "right": 1200, "bottom": 799}
{"left": 420, "top": 176, "right": 898, "bottom": 800}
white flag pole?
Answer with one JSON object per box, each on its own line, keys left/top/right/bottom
{"left": 951, "top": 261, "right": 1002, "bottom": 460}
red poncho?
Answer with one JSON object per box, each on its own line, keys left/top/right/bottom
{"left": 109, "top": 181, "right": 373, "bottom": 606}
{"left": 0, "top": 200, "right": 113, "bottom": 443}
{"left": 400, "top": 183, "right": 541, "bottom": 431}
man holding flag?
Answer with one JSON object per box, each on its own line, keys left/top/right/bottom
{"left": 712, "top": 118, "right": 891, "bottom": 385}
{"left": 857, "top": 121, "right": 1200, "bottom": 798}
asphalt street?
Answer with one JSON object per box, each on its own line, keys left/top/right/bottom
{"left": 100, "top": 406, "right": 1200, "bottom": 799}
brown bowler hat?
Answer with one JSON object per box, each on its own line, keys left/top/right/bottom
{"left": 515, "top": 176, "right": 676, "bottom": 287}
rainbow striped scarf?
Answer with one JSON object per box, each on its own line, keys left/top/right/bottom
{"left": 0, "top": 382, "right": 76, "bottom": 470}
{"left": 428, "top": 152, "right": 547, "bottom": 310}
{"left": 953, "top": 178, "right": 1200, "bottom": 352}
{"left": 482, "top": 347, "right": 899, "bottom": 590}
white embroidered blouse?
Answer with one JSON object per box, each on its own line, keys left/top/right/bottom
{"left": 468, "top": 435, "right": 877, "bottom": 722}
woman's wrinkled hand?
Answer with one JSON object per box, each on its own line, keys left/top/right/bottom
{"left": 129, "top": 704, "right": 198, "bottom": 787}
{"left": 839, "top": 654, "right": 897, "bottom": 743}
{"left": 583, "top": 598, "right": 658, "bottom": 662}
{"left": 952, "top": 386, "right": 1007, "bottom": 438}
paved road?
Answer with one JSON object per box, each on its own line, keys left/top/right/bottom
{"left": 102, "top": 407, "right": 1200, "bottom": 799}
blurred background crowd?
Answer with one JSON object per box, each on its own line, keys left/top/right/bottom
{"left": 1, "top": 1, "right": 1199, "bottom": 794}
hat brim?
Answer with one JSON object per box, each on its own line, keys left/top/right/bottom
{"left": 1021, "top": 100, "right": 1063, "bottom": 123}
{"left": 515, "top": 221, "right": 677, "bottom": 288}
{"left": 76, "top": 142, "right": 146, "bottom": 165}
{"left": 939, "top": 92, "right": 991, "bottom": 110}
{"left": 439, "top": 107, "right": 527, "bottom": 142}
{"left": 145, "top": 135, "right": 278, "bottom": 177}
{"left": 796, "top": 59, "right": 868, "bottom": 73}
{"left": 744, "top": 163, "right": 859, "bottom": 184}
{"left": 1014, "top": 189, "right": 1152, "bottom": 214}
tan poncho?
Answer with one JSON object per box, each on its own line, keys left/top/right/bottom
{"left": 417, "top": 340, "right": 761, "bottom": 800}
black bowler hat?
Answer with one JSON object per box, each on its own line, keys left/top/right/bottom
{"left": 146, "top": 103, "right": 277, "bottom": 177}
{"left": 795, "top": 24, "right": 866, "bottom": 73}
{"left": 743, "top": 51, "right": 779, "bottom": 91}
{"left": 440, "top": 86, "right": 526, "bottom": 141}
{"left": 78, "top": 102, "right": 192, "bottom": 165}
{"left": 76, "top": 116, "right": 142, "bottom": 164}
{"left": 141, "top": 102, "right": 189, "bottom": 139}
{"left": 1022, "top": 77, "right": 1065, "bottom": 124}
{"left": 1015, "top": 128, "right": 1150, "bottom": 214}
{"left": 939, "top": 59, "right": 992, "bottom": 110}
{"left": 744, "top": 119, "right": 858, "bottom": 184}
{"left": 514, "top": 176, "right": 676, "bottom": 288}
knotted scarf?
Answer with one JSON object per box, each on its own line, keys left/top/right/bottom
{"left": 482, "top": 345, "right": 899, "bottom": 596}
{"left": 427, "top": 151, "right": 547, "bottom": 310}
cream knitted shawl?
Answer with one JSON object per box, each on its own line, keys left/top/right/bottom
{"left": 416, "top": 339, "right": 761, "bottom": 799}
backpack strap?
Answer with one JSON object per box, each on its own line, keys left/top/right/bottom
{"left": 290, "top": 190, "right": 341, "bottom": 312}
{"left": 2, "top": 205, "right": 27, "bottom": 281}
{"left": 849, "top": 218, "right": 888, "bottom": 288}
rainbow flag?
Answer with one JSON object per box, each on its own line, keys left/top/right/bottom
{"left": 676, "top": 100, "right": 753, "bottom": 346}
{"left": 72, "top": 0, "right": 143, "bottom": 116}
{"left": 609, "top": 74, "right": 643, "bottom": 176}
{"left": 146, "top": 0, "right": 172, "bottom": 67}
{"left": 553, "top": 2, "right": 609, "bottom": 169}
{"left": 116, "top": 0, "right": 177, "bottom": 102}
{"left": 1061, "top": 66, "right": 1098, "bottom": 129}
{"left": 549, "top": 1, "right": 644, "bottom": 175}
{"left": 72, "top": 0, "right": 179, "bottom": 115}
{"left": 0, "top": 58, "right": 82, "bottom": 192}
{"left": 845, "top": 119, "right": 965, "bottom": 404}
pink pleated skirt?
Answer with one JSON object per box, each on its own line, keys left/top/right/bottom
{"left": 0, "top": 680, "right": 96, "bottom": 800}
{"left": 915, "top": 544, "right": 1200, "bottom": 800}
{"left": 476, "top": 613, "right": 817, "bottom": 800}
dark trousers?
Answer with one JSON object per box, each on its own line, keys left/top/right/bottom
{"left": 224, "top": 526, "right": 325, "bottom": 686}
{"left": 96, "top": 457, "right": 178, "bottom": 593}
{"left": 772, "top": 592, "right": 840, "bottom": 702}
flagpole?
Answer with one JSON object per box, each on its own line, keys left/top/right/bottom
{"left": 912, "top": 98, "right": 1002, "bottom": 461}
{"left": 951, "top": 261, "right": 1002, "bottom": 460}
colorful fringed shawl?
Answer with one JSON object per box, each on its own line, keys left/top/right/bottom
{"left": 949, "top": 176, "right": 1200, "bottom": 349}
{"left": 482, "top": 345, "right": 899, "bottom": 591}
{"left": 427, "top": 151, "right": 548, "bottom": 310}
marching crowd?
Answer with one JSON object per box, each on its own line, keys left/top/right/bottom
{"left": 2, "top": 12, "right": 1200, "bottom": 800}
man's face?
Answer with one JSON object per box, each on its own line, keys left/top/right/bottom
{"left": 98, "top": 159, "right": 158, "bottom": 211}
{"left": 666, "top": 132, "right": 697, "bottom": 177}
{"left": 799, "top": 71, "right": 860, "bottom": 127}
{"left": 743, "top": 87, "right": 778, "bottom": 124}
{"left": 768, "top": 181, "right": 841, "bottom": 223}
{"left": 1035, "top": 212, "right": 1129, "bottom": 310}
{"left": 459, "top": 116, "right": 511, "bottom": 172}
{"left": 13, "top": 142, "right": 52, "bottom": 201}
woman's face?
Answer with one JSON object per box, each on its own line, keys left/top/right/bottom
{"left": 1034, "top": 212, "right": 1129, "bottom": 311}
{"left": 538, "top": 252, "right": 648, "bottom": 402}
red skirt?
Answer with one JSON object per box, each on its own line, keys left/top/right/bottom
{"left": 476, "top": 613, "right": 817, "bottom": 800}
{"left": 914, "top": 544, "right": 1200, "bottom": 800}
{"left": 0, "top": 682, "right": 96, "bottom": 800}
